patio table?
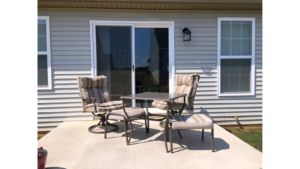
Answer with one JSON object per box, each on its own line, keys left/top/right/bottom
{"left": 121, "top": 92, "right": 187, "bottom": 153}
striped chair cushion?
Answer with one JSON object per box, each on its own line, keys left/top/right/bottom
{"left": 98, "top": 101, "right": 123, "bottom": 107}
{"left": 81, "top": 88, "right": 110, "bottom": 103}
{"left": 80, "top": 76, "right": 107, "bottom": 88}
{"left": 78, "top": 76, "right": 110, "bottom": 104}
{"left": 106, "top": 107, "right": 145, "bottom": 121}
{"left": 170, "top": 114, "right": 213, "bottom": 130}
{"left": 84, "top": 101, "right": 123, "bottom": 113}
{"left": 175, "top": 74, "right": 194, "bottom": 86}
{"left": 173, "top": 85, "right": 192, "bottom": 109}
{"left": 152, "top": 100, "right": 188, "bottom": 110}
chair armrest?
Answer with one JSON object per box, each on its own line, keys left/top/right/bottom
{"left": 81, "top": 97, "right": 96, "bottom": 103}
{"left": 110, "top": 94, "right": 123, "bottom": 99}
{"left": 81, "top": 97, "right": 97, "bottom": 112}
{"left": 106, "top": 111, "right": 128, "bottom": 121}
{"left": 188, "top": 95, "right": 195, "bottom": 98}
{"left": 81, "top": 97, "right": 95, "bottom": 100}
{"left": 111, "top": 94, "right": 122, "bottom": 96}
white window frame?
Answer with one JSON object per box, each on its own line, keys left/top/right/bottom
{"left": 38, "top": 16, "right": 52, "bottom": 90}
{"left": 217, "top": 17, "right": 255, "bottom": 96}
{"left": 89, "top": 20, "right": 175, "bottom": 106}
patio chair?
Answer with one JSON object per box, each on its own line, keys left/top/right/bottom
{"left": 77, "top": 75, "right": 123, "bottom": 134}
{"left": 105, "top": 106, "right": 149, "bottom": 145}
{"left": 169, "top": 113, "right": 214, "bottom": 153}
{"left": 151, "top": 74, "right": 200, "bottom": 116}
{"left": 152, "top": 74, "right": 200, "bottom": 137}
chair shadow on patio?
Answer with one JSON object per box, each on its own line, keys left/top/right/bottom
{"left": 104, "top": 120, "right": 162, "bottom": 140}
{"left": 166, "top": 130, "right": 229, "bottom": 153}
{"left": 105, "top": 120, "right": 229, "bottom": 153}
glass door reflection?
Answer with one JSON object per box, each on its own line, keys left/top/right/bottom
{"left": 96, "top": 26, "right": 132, "bottom": 106}
{"left": 135, "top": 28, "right": 169, "bottom": 108}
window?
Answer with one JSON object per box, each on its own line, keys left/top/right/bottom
{"left": 38, "top": 16, "right": 52, "bottom": 89}
{"left": 218, "top": 18, "right": 255, "bottom": 96}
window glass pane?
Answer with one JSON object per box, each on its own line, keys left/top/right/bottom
{"left": 221, "top": 59, "right": 230, "bottom": 75}
{"left": 221, "top": 39, "right": 230, "bottom": 55}
{"left": 242, "top": 39, "right": 252, "bottom": 55}
{"left": 231, "top": 21, "right": 241, "bottom": 38}
{"left": 221, "top": 21, "right": 231, "bottom": 38}
{"left": 38, "top": 20, "right": 47, "bottom": 51}
{"left": 240, "top": 75, "right": 250, "bottom": 91}
{"left": 38, "top": 55, "right": 48, "bottom": 86}
{"left": 242, "top": 21, "right": 252, "bottom": 38}
{"left": 229, "top": 59, "right": 239, "bottom": 75}
{"left": 230, "top": 75, "right": 240, "bottom": 92}
{"left": 221, "top": 59, "right": 251, "bottom": 93}
{"left": 231, "top": 39, "right": 241, "bottom": 55}
{"left": 220, "top": 20, "right": 252, "bottom": 56}
{"left": 240, "top": 58, "right": 251, "bottom": 75}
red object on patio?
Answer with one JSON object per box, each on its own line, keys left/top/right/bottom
{"left": 38, "top": 147, "right": 48, "bottom": 169}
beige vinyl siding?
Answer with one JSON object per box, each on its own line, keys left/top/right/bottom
{"left": 38, "top": 8, "right": 262, "bottom": 131}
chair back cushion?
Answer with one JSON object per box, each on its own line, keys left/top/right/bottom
{"left": 77, "top": 76, "right": 110, "bottom": 104}
{"left": 173, "top": 74, "right": 200, "bottom": 110}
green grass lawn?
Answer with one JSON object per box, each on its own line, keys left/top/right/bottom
{"left": 38, "top": 132, "right": 49, "bottom": 140}
{"left": 222, "top": 126, "right": 262, "bottom": 152}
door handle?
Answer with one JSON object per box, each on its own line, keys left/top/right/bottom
{"left": 133, "top": 65, "right": 134, "bottom": 72}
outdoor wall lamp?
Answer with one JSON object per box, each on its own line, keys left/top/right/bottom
{"left": 182, "top": 27, "right": 191, "bottom": 41}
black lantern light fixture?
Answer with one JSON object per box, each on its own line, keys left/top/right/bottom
{"left": 182, "top": 27, "right": 191, "bottom": 41}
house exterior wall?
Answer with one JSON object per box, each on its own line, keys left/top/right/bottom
{"left": 38, "top": 8, "right": 262, "bottom": 131}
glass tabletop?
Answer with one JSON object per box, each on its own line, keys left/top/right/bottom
{"left": 120, "top": 92, "right": 187, "bottom": 101}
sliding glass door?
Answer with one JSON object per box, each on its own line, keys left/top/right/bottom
{"left": 92, "top": 21, "right": 174, "bottom": 108}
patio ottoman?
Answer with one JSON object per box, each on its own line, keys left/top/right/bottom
{"left": 105, "top": 107, "right": 148, "bottom": 145}
{"left": 169, "top": 114, "right": 214, "bottom": 153}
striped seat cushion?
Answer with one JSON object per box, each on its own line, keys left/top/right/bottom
{"left": 152, "top": 100, "right": 188, "bottom": 110}
{"left": 98, "top": 101, "right": 123, "bottom": 107}
{"left": 170, "top": 114, "right": 213, "bottom": 130}
{"left": 84, "top": 101, "right": 123, "bottom": 113}
{"left": 107, "top": 107, "right": 145, "bottom": 121}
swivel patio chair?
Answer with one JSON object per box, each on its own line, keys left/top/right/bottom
{"left": 77, "top": 75, "right": 124, "bottom": 134}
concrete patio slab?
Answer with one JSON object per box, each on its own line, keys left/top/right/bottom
{"left": 38, "top": 120, "right": 262, "bottom": 169}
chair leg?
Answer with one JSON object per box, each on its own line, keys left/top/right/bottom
{"left": 177, "top": 130, "right": 182, "bottom": 138}
{"left": 144, "top": 116, "right": 148, "bottom": 133}
{"left": 128, "top": 121, "right": 133, "bottom": 145}
{"left": 104, "top": 118, "right": 108, "bottom": 139}
{"left": 164, "top": 126, "right": 168, "bottom": 153}
{"left": 202, "top": 129, "right": 204, "bottom": 140}
{"left": 211, "top": 128, "right": 214, "bottom": 152}
{"left": 170, "top": 123, "right": 173, "bottom": 153}
{"left": 147, "top": 116, "right": 150, "bottom": 133}
{"left": 124, "top": 121, "right": 128, "bottom": 145}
